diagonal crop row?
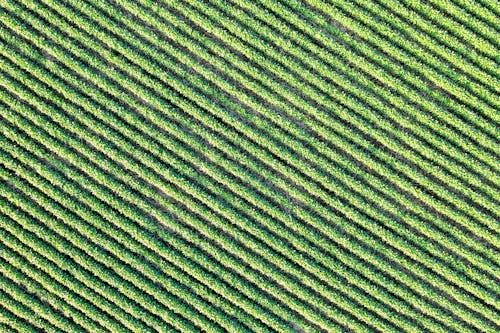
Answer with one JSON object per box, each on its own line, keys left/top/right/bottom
{"left": 0, "top": 60, "right": 454, "bottom": 332}
{"left": 0, "top": 92, "right": 328, "bottom": 330}
{"left": 0, "top": 73, "right": 364, "bottom": 331}
{"left": 0, "top": 198, "right": 157, "bottom": 332}
{"left": 398, "top": 0, "right": 499, "bottom": 56}
{"left": 206, "top": 0, "right": 496, "bottom": 226}
{"left": 0, "top": 115, "right": 286, "bottom": 333}
{"left": 134, "top": 0, "right": 500, "bottom": 222}
{"left": 237, "top": 0, "right": 500, "bottom": 195}
{"left": 0, "top": 288, "right": 46, "bottom": 333}
{"left": 221, "top": 0, "right": 498, "bottom": 180}
{"left": 0, "top": 321, "right": 19, "bottom": 333}
{"left": 20, "top": 0, "right": 496, "bottom": 294}
{"left": 108, "top": 0, "right": 500, "bottom": 272}
{"left": 1, "top": 1, "right": 499, "bottom": 331}
{"left": 228, "top": 0, "right": 500, "bottom": 145}
{"left": 273, "top": 0, "right": 500, "bottom": 142}
{"left": 148, "top": 0, "right": 500, "bottom": 230}
{"left": 453, "top": 0, "right": 500, "bottom": 30}
{"left": 0, "top": 145, "right": 241, "bottom": 333}
{"left": 315, "top": 0, "right": 500, "bottom": 96}
{"left": 360, "top": 0, "right": 499, "bottom": 80}
{"left": 0, "top": 87, "right": 331, "bottom": 331}
{"left": 19, "top": 0, "right": 500, "bottom": 272}
{"left": 0, "top": 154, "right": 202, "bottom": 332}
{"left": 0, "top": 33, "right": 492, "bottom": 332}
{"left": 452, "top": 0, "right": 500, "bottom": 31}
{"left": 0, "top": 57, "right": 434, "bottom": 332}
{"left": 69, "top": 0, "right": 500, "bottom": 268}
{"left": 32, "top": 0, "right": 500, "bottom": 268}
{"left": 1, "top": 3, "right": 498, "bottom": 326}
{"left": 0, "top": 244, "right": 109, "bottom": 333}
{"left": 0, "top": 193, "right": 178, "bottom": 333}
{"left": 0, "top": 267, "right": 75, "bottom": 333}
{"left": 1, "top": 0, "right": 498, "bottom": 326}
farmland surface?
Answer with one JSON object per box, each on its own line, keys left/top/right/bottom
{"left": 0, "top": 0, "right": 499, "bottom": 332}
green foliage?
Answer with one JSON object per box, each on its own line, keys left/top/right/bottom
{"left": 0, "top": 0, "right": 498, "bottom": 332}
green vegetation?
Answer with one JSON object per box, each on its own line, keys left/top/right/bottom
{"left": 0, "top": 0, "right": 498, "bottom": 332}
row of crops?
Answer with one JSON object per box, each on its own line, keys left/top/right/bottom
{"left": 0, "top": 0, "right": 498, "bottom": 332}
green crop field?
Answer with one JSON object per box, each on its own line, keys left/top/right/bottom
{"left": 0, "top": 0, "right": 498, "bottom": 331}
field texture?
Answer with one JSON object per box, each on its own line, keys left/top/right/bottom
{"left": 0, "top": 0, "right": 499, "bottom": 332}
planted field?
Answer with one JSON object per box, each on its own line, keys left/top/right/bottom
{"left": 0, "top": 0, "right": 499, "bottom": 332}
